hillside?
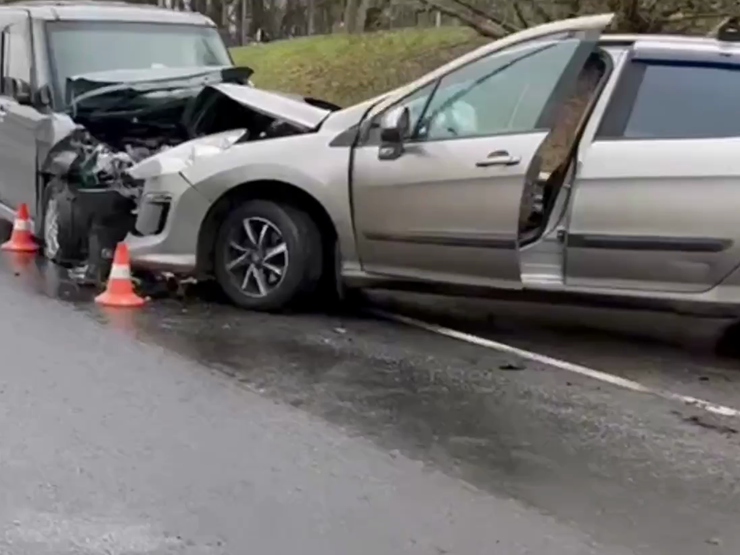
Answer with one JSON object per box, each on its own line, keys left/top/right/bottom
{"left": 230, "top": 27, "right": 487, "bottom": 107}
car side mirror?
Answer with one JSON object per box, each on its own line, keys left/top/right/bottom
{"left": 33, "top": 85, "right": 52, "bottom": 109}
{"left": 378, "top": 106, "right": 410, "bottom": 161}
{"left": 14, "top": 78, "right": 32, "bottom": 105}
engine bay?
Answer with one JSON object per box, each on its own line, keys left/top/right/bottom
{"left": 41, "top": 83, "right": 326, "bottom": 202}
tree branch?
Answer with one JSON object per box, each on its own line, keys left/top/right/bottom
{"left": 418, "top": 0, "right": 508, "bottom": 37}
{"left": 452, "top": 0, "right": 520, "bottom": 33}
{"left": 528, "top": 0, "right": 555, "bottom": 24}
{"left": 663, "top": 12, "right": 736, "bottom": 24}
{"left": 567, "top": 0, "right": 581, "bottom": 18}
{"left": 512, "top": 2, "right": 530, "bottom": 28}
{"left": 707, "top": 15, "right": 734, "bottom": 36}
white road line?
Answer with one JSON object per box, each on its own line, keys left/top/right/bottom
{"left": 371, "top": 309, "right": 740, "bottom": 419}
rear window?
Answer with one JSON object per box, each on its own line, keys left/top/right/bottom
{"left": 613, "top": 62, "right": 740, "bottom": 140}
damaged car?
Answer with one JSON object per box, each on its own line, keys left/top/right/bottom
{"left": 0, "top": 0, "right": 339, "bottom": 282}
{"left": 117, "top": 13, "right": 740, "bottom": 319}
{"left": 38, "top": 67, "right": 338, "bottom": 279}
{"left": 0, "top": 1, "right": 246, "bottom": 272}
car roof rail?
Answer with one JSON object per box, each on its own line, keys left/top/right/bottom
{"left": 715, "top": 16, "right": 740, "bottom": 42}
{"left": 3, "top": 0, "right": 162, "bottom": 8}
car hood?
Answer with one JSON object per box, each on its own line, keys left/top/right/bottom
{"left": 125, "top": 87, "right": 333, "bottom": 179}
{"left": 207, "top": 83, "right": 331, "bottom": 130}
{"left": 68, "top": 67, "right": 329, "bottom": 131}
{"left": 67, "top": 65, "right": 252, "bottom": 107}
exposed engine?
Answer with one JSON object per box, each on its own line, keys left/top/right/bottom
{"left": 42, "top": 81, "right": 334, "bottom": 200}
{"left": 45, "top": 127, "right": 167, "bottom": 201}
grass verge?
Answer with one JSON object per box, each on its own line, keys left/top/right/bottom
{"left": 230, "top": 26, "right": 486, "bottom": 106}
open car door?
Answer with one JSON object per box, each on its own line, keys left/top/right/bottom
{"left": 350, "top": 13, "right": 614, "bottom": 289}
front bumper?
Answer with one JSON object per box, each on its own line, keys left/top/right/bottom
{"left": 125, "top": 172, "right": 210, "bottom": 275}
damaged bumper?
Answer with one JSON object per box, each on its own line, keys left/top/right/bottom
{"left": 122, "top": 128, "right": 246, "bottom": 274}
{"left": 124, "top": 168, "right": 210, "bottom": 275}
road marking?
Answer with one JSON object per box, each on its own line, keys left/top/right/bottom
{"left": 371, "top": 309, "right": 740, "bottom": 419}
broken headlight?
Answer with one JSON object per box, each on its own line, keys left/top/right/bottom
{"left": 127, "top": 129, "right": 246, "bottom": 180}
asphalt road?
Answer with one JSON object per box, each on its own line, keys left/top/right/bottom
{"left": 0, "top": 244, "right": 739, "bottom": 554}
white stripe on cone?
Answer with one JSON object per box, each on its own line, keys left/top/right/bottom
{"left": 13, "top": 219, "right": 30, "bottom": 231}
{"left": 108, "top": 264, "right": 131, "bottom": 280}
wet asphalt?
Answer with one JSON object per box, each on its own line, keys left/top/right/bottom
{"left": 0, "top": 225, "right": 739, "bottom": 554}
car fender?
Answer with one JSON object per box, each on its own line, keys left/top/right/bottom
{"left": 36, "top": 113, "right": 79, "bottom": 177}
{"left": 181, "top": 133, "right": 359, "bottom": 262}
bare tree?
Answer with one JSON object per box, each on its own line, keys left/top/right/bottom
{"left": 412, "top": 0, "right": 740, "bottom": 37}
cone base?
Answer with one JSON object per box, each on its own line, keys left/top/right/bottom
{"left": 95, "top": 290, "right": 146, "bottom": 307}
{"left": 2, "top": 240, "right": 39, "bottom": 253}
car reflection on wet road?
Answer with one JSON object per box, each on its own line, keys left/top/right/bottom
{"left": 0, "top": 226, "right": 739, "bottom": 554}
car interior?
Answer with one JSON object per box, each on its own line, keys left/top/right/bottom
{"left": 518, "top": 50, "right": 609, "bottom": 245}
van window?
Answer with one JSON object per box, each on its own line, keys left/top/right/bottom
{"left": 1, "top": 20, "right": 32, "bottom": 96}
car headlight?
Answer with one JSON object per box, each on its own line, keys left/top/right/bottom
{"left": 185, "top": 131, "right": 243, "bottom": 165}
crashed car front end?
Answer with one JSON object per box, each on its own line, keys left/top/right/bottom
{"left": 38, "top": 67, "right": 338, "bottom": 281}
{"left": 123, "top": 129, "right": 247, "bottom": 274}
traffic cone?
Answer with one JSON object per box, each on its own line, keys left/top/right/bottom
{"left": 95, "top": 242, "right": 145, "bottom": 308}
{"left": 2, "top": 203, "right": 38, "bottom": 252}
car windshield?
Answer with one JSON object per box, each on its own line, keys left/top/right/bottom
{"left": 46, "top": 20, "right": 232, "bottom": 106}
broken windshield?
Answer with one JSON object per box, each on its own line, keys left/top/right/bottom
{"left": 46, "top": 20, "right": 233, "bottom": 107}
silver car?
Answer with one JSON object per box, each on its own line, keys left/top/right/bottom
{"left": 0, "top": 0, "right": 254, "bottom": 275}
{"left": 8, "top": 9, "right": 740, "bottom": 318}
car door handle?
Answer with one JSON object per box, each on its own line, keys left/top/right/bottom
{"left": 476, "top": 150, "right": 521, "bottom": 167}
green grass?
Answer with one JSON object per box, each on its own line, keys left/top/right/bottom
{"left": 230, "top": 27, "right": 487, "bottom": 107}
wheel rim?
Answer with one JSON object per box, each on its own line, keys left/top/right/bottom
{"left": 225, "top": 217, "right": 289, "bottom": 298}
{"left": 44, "top": 197, "right": 60, "bottom": 259}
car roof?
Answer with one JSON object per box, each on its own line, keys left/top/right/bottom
{"left": 0, "top": 1, "right": 215, "bottom": 25}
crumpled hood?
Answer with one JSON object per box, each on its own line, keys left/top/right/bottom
{"left": 67, "top": 65, "right": 253, "bottom": 107}
{"left": 126, "top": 86, "right": 332, "bottom": 179}
{"left": 205, "top": 83, "right": 331, "bottom": 130}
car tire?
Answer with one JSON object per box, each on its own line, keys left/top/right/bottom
{"left": 41, "top": 179, "right": 86, "bottom": 265}
{"left": 213, "top": 200, "right": 323, "bottom": 312}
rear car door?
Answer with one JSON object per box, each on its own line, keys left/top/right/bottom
{"left": 565, "top": 44, "right": 740, "bottom": 293}
{"left": 0, "top": 12, "right": 44, "bottom": 217}
{"left": 350, "top": 14, "right": 612, "bottom": 289}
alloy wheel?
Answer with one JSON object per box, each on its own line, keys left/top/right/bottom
{"left": 225, "top": 217, "right": 289, "bottom": 298}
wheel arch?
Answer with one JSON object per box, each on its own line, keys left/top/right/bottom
{"left": 196, "top": 180, "right": 339, "bottom": 278}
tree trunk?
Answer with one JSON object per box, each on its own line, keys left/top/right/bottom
{"left": 355, "top": 0, "right": 371, "bottom": 31}
{"left": 249, "top": 0, "right": 265, "bottom": 37}
{"left": 307, "top": 0, "right": 317, "bottom": 35}
{"left": 343, "top": 0, "right": 360, "bottom": 33}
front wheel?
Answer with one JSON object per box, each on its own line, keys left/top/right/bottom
{"left": 213, "top": 200, "right": 323, "bottom": 311}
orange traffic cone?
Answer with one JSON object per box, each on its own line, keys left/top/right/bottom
{"left": 95, "top": 242, "right": 146, "bottom": 308}
{"left": 2, "top": 203, "right": 38, "bottom": 253}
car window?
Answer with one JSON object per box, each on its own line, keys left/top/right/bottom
{"left": 394, "top": 34, "right": 584, "bottom": 142}
{"left": 46, "top": 21, "right": 232, "bottom": 106}
{"left": 621, "top": 63, "right": 740, "bottom": 139}
{"left": 0, "top": 20, "right": 32, "bottom": 96}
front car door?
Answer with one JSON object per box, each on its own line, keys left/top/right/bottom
{"left": 565, "top": 41, "right": 740, "bottom": 294}
{"left": 0, "top": 11, "right": 44, "bottom": 218}
{"left": 350, "top": 14, "right": 613, "bottom": 289}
